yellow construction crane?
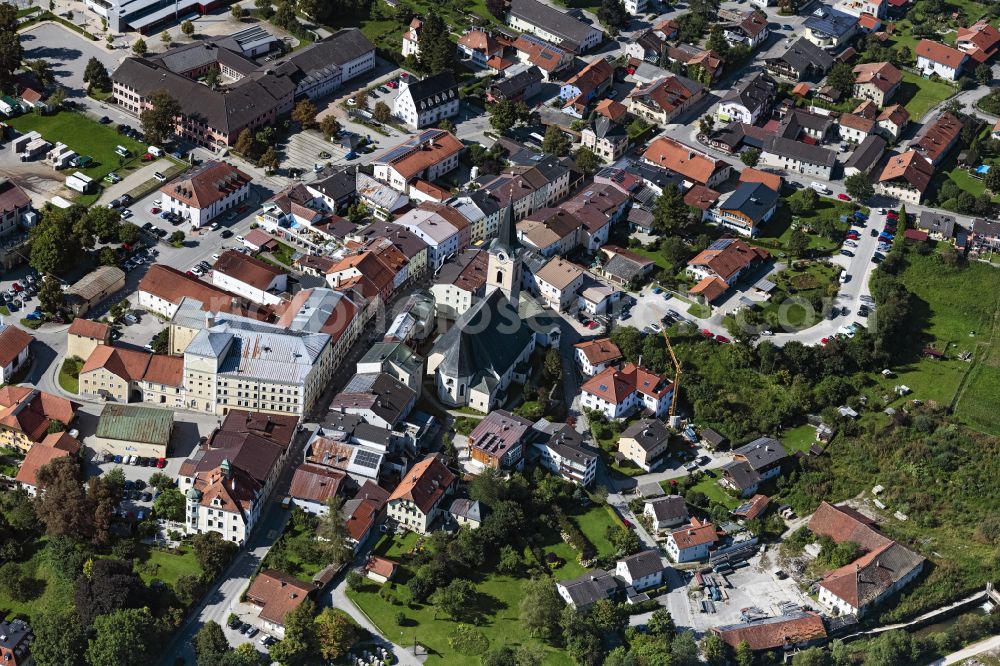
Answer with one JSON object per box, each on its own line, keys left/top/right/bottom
{"left": 662, "top": 329, "right": 682, "bottom": 422}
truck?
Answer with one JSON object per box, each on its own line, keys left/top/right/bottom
{"left": 810, "top": 181, "right": 830, "bottom": 194}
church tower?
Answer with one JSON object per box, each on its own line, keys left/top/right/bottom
{"left": 486, "top": 193, "right": 521, "bottom": 307}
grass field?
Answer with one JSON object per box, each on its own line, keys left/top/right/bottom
{"left": 660, "top": 472, "right": 739, "bottom": 510}
{"left": 0, "top": 540, "right": 72, "bottom": 623}
{"left": 755, "top": 199, "right": 859, "bottom": 256}
{"left": 896, "top": 71, "right": 955, "bottom": 120}
{"left": 137, "top": 545, "right": 201, "bottom": 588}
{"left": 573, "top": 504, "right": 623, "bottom": 558}
{"left": 7, "top": 111, "right": 147, "bottom": 200}
{"left": 58, "top": 357, "right": 81, "bottom": 393}
{"left": 350, "top": 532, "right": 576, "bottom": 665}
{"left": 781, "top": 424, "right": 817, "bottom": 454}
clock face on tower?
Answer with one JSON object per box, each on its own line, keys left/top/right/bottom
{"left": 497, "top": 251, "right": 507, "bottom": 262}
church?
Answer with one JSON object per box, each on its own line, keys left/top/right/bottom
{"left": 427, "top": 197, "right": 557, "bottom": 413}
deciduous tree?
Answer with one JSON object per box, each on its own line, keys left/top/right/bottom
{"left": 574, "top": 146, "right": 599, "bottom": 174}
{"left": 314, "top": 608, "right": 361, "bottom": 662}
{"left": 31, "top": 605, "right": 87, "bottom": 666}
{"left": 373, "top": 101, "right": 391, "bottom": 124}
{"left": 193, "top": 621, "right": 229, "bottom": 666}
{"left": 74, "top": 558, "right": 147, "bottom": 628}
{"left": 542, "top": 125, "right": 570, "bottom": 156}
{"left": 181, "top": 19, "right": 195, "bottom": 37}
{"left": 191, "top": 531, "right": 238, "bottom": 579}
{"left": 269, "top": 598, "right": 319, "bottom": 666}
{"left": 320, "top": 115, "right": 340, "bottom": 138}
{"left": 740, "top": 148, "right": 761, "bottom": 167}
{"left": 34, "top": 456, "right": 93, "bottom": 541}
{"left": 139, "top": 90, "right": 181, "bottom": 145}
{"left": 291, "top": 99, "right": 318, "bottom": 128}
{"left": 153, "top": 487, "right": 185, "bottom": 521}
{"left": 519, "top": 577, "right": 564, "bottom": 639}
{"left": 132, "top": 38, "right": 147, "bottom": 56}
{"left": 430, "top": 578, "right": 475, "bottom": 620}
{"left": 844, "top": 171, "right": 874, "bottom": 201}
{"left": 85, "top": 607, "right": 155, "bottom": 666}
{"left": 0, "top": 4, "right": 23, "bottom": 92}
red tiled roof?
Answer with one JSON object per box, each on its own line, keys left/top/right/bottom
{"left": 0, "top": 386, "right": 77, "bottom": 442}
{"left": 683, "top": 184, "right": 720, "bottom": 210}
{"left": 245, "top": 570, "right": 317, "bottom": 626}
{"left": 365, "top": 555, "right": 398, "bottom": 579}
{"left": 913, "top": 112, "right": 962, "bottom": 164}
{"left": 916, "top": 39, "right": 966, "bottom": 68}
{"left": 877, "top": 150, "right": 933, "bottom": 192}
{"left": 739, "top": 168, "right": 782, "bottom": 192}
{"left": 714, "top": 612, "right": 826, "bottom": 651}
{"left": 67, "top": 318, "right": 110, "bottom": 341}
{"left": 15, "top": 443, "right": 71, "bottom": 488}
{"left": 581, "top": 362, "right": 672, "bottom": 404}
{"left": 687, "top": 238, "right": 770, "bottom": 282}
{"left": 670, "top": 518, "right": 718, "bottom": 549}
{"left": 0, "top": 325, "right": 31, "bottom": 369}
{"left": 688, "top": 275, "right": 729, "bottom": 302}
{"left": 574, "top": 338, "right": 622, "bottom": 365}
{"left": 160, "top": 161, "right": 250, "bottom": 209}
{"left": 388, "top": 453, "right": 455, "bottom": 514}
{"left": 213, "top": 250, "right": 284, "bottom": 290}
{"left": 852, "top": 61, "right": 901, "bottom": 92}
{"left": 643, "top": 137, "right": 725, "bottom": 185}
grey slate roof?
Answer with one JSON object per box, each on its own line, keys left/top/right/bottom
{"left": 917, "top": 210, "right": 956, "bottom": 238}
{"left": 647, "top": 495, "right": 689, "bottom": 523}
{"left": 763, "top": 135, "right": 837, "bottom": 168}
{"left": 844, "top": 134, "right": 887, "bottom": 173}
{"left": 310, "top": 167, "right": 357, "bottom": 201}
{"left": 509, "top": 0, "right": 599, "bottom": 49}
{"left": 719, "top": 182, "right": 779, "bottom": 224}
{"left": 734, "top": 436, "right": 787, "bottom": 470}
{"left": 721, "top": 72, "right": 775, "bottom": 115}
{"left": 621, "top": 418, "right": 671, "bottom": 452}
{"left": 559, "top": 569, "right": 622, "bottom": 607}
{"left": 430, "top": 289, "right": 534, "bottom": 381}
{"left": 404, "top": 71, "right": 459, "bottom": 112}
{"left": 491, "top": 65, "right": 543, "bottom": 99}
{"left": 768, "top": 37, "right": 835, "bottom": 76}
{"left": 593, "top": 116, "right": 626, "bottom": 140}
{"left": 448, "top": 498, "right": 483, "bottom": 522}
{"left": 721, "top": 460, "right": 760, "bottom": 491}
{"left": 619, "top": 550, "right": 665, "bottom": 579}
{"left": 804, "top": 5, "right": 858, "bottom": 40}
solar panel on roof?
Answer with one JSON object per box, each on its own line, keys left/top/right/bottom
{"left": 354, "top": 450, "right": 381, "bottom": 469}
{"left": 707, "top": 239, "right": 733, "bottom": 251}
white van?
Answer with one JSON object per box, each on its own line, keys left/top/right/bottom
{"left": 148, "top": 145, "right": 163, "bottom": 157}
{"left": 810, "top": 181, "right": 829, "bottom": 194}
{"left": 839, "top": 272, "right": 850, "bottom": 284}
{"left": 114, "top": 145, "right": 131, "bottom": 158}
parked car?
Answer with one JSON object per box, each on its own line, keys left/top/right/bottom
{"left": 99, "top": 116, "right": 111, "bottom": 124}
{"left": 870, "top": 228, "right": 879, "bottom": 237}
{"left": 210, "top": 222, "right": 220, "bottom": 231}
{"left": 157, "top": 457, "right": 167, "bottom": 468}
{"left": 838, "top": 193, "right": 851, "bottom": 201}
{"left": 858, "top": 305, "right": 870, "bottom": 316}
{"left": 113, "top": 455, "right": 123, "bottom": 464}
{"left": 715, "top": 335, "right": 730, "bottom": 343}
{"left": 228, "top": 616, "right": 241, "bottom": 629}
{"left": 221, "top": 229, "right": 233, "bottom": 239}
{"left": 153, "top": 172, "right": 166, "bottom": 182}
{"left": 840, "top": 249, "right": 854, "bottom": 257}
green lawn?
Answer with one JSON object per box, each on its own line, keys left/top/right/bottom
{"left": 660, "top": 472, "right": 739, "bottom": 510}
{"left": 0, "top": 540, "right": 74, "bottom": 623}
{"left": 270, "top": 239, "right": 296, "bottom": 266}
{"left": 572, "top": 504, "right": 622, "bottom": 558}
{"left": 137, "top": 545, "right": 201, "bottom": 588}
{"left": 59, "top": 357, "right": 81, "bottom": 394}
{"left": 896, "top": 71, "right": 955, "bottom": 120}
{"left": 755, "top": 199, "right": 860, "bottom": 256}
{"left": 348, "top": 534, "right": 574, "bottom": 665}
{"left": 7, "top": 111, "right": 148, "bottom": 199}
{"left": 759, "top": 261, "right": 840, "bottom": 329}
{"left": 781, "top": 424, "right": 817, "bottom": 454}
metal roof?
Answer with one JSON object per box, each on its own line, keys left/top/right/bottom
{"left": 96, "top": 404, "right": 173, "bottom": 445}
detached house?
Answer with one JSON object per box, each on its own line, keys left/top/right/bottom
{"left": 574, "top": 338, "right": 622, "bottom": 376}
{"left": 717, "top": 72, "right": 776, "bottom": 125}
{"left": 956, "top": 20, "right": 1000, "bottom": 65}
{"left": 560, "top": 58, "right": 614, "bottom": 117}
{"left": 852, "top": 61, "right": 901, "bottom": 106}
{"left": 625, "top": 29, "right": 668, "bottom": 64}
{"left": 803, "top": 5, "right": 859, "bottom": 51}
{"left": 876, "top": 150, "right": 934, "bottom": 204}
{"left": 644, "top": 495, "right": 689, "bottom": 532}
{"left": 719, "top": 437, "right": 787, "bottom": 497}
{"left": 532, "top": 422, "right": 598, "bottom": 486}
{"left": 245, "top": 570, "right": 318, "bottom": 639}
{"left": 468, "top": 409, "right": 533, "bottom": 470}
{"left": 212, "top": 250, "right": 288, "bottom": 306}
{"left": 626, "top": 75, "right": 705, "bottom": 126}
{"left": 618, "top": 418, "right": 671, "bottom": 471}
{"left": 916, "top": 39, "right": 967, "bottom": 80}
{"left": 709, "top": 181, "right": 778, "bottom": 238}
{"left": 725, "top": 11, "right": 770, "bottom": 49}
{"left": 580, "top": 363, "right": 673, "bottom": 420}
{"left": 386, "top": 453, "right": 456, "bottom": 533}
{"left": 402, "top": 18, "right": 422, "bottom": 58}
{"left": 457, "top": 30, "right": 504, "bottom": 68}
{"left": 876, "top": 104, "right": 909, "bottom": 141}
{"left": 160, "top": 161, "right": 251, "bottom": 229}
{"left": 615, "top": 550, "right": 666, "bottom": 591}
{"left": 665, "top": 517, "right": 718, "bottom": 563}
{"left": 765, "top": 38, "right": 834, "bottom": 81}
{"left": 687, "top": 238, "right": 770, "bottom": 303}
{"left": 392, "top": 71, "right": 460, "bottom": 131}
{"left": 581, "top": 117, "right": 628, "bottom": 163}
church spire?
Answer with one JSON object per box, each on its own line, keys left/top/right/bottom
{"left": 495, "top": 190, "right": 518, "bottom": 253}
